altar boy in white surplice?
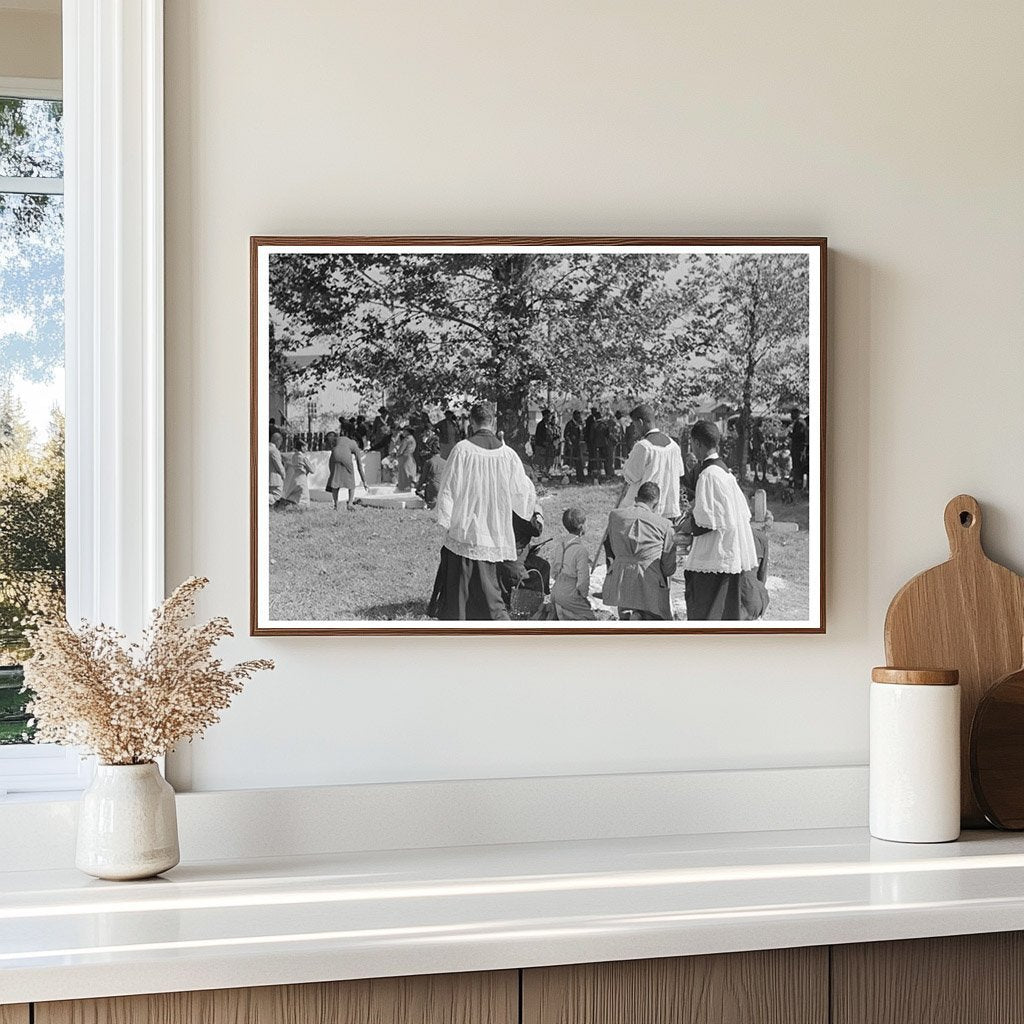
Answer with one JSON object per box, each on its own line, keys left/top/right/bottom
{"left": 428, "top": 402, "right": 536, "bottom": 621}
{"left": 680, "top": 419, "right": 758, "bottom": 621}
{"left": 617, "top": 403, "right": 685, "bottom": 519}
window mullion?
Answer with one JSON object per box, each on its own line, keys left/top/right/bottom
{"left": 64, "top": 0, "right": 165, "bottom": 634}
{"left": 0, "top": 176, "right": 64, "bottom": 195}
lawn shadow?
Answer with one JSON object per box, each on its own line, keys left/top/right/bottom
{"left": 355, "top": 599, "right": 432, "bottom": 621}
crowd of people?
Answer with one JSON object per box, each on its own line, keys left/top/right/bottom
{"left": 533, "top": 405, "right": 809, "bottom": 494}
{"left": 534, "top": 406, "right": 631, "bottom": 482}
{"left": 271, "top": 402, "right": 809, "bottom": 498}
{"left": 424, "top": 402, "right": 773, "bottom": 623}
{"left": 268, "top": 406, "right": 478, "bottom": 512}
{"left": 268, "top": 399, "right": 808, "bottom": 623}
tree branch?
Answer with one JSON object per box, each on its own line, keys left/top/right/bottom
{"left": 527, "top": 265, "right": 589, "bottom": 309}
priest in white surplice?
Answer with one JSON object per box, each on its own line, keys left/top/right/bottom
{"left": 680, "top": 419, "right": 758, "bottom": 620}
{"left": 617, "top": 404, "right": 685, "bottom": 519}
{"left": 428, "top": 402, "right": 537, "bottom": 620}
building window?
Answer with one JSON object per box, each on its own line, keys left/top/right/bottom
{"left": 0, "top": 88, "right": 64, "bottom": 753}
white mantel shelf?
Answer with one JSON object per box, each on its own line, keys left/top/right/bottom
{"left": 4, "top": 827, "right": 1024, "bottom": 1004}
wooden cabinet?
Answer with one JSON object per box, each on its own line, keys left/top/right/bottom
{"left": 34, "top": 971, "right": 518, "bottom": 1024}
{"left": 832, "top": 932, "right": 1024, "bottom": 1024}
{"left": 13, "top": 933, "right": 1024, "bottom": 1024}
{"left": 522, "top": 948, "right": 828, "bottom": 1024}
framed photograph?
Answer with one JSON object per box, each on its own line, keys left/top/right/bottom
{"left": 251, "top": 236, "right": 826, "bottom": 635}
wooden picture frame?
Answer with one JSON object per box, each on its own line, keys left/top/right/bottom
{"left": 251, "top": 236, "right": 826, "bottom": 635}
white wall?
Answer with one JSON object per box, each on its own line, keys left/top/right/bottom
{"left": 164, "top": 1, "right": 1024, "bottom": 792}
{"left": 0, "top": 7, "right": 61, "bottom": 81}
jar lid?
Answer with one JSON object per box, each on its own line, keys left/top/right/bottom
{"left": 871, "top": 667, "right": 959, "bottom": 686}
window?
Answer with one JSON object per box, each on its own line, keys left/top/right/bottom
{"left": 0, "top": 79, "right": 81, "bottom": 794}
{"left": 0, "top": 6, "right": 166, "bottom": 797}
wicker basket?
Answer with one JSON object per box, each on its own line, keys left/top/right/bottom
{"left": 509, "top": 569, "right": 545, "bottom": 621}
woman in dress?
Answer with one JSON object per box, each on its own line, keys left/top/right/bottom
{"left": 268, "top": 431, "right": 286, "bottom": 505}
{"left": 395, "top": 427, "right": 418, "bottom": 493}
{"left": 279, "top": 438, "right": 313, "bottom": 507}
{"left": 415, "top": 434, "right": 446, "bottom": 509}
{"left": 326, "top": 424, "right": 366, "bottom": 511}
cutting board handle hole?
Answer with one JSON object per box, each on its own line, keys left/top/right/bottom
{"left": 960, "top": 511, "right": 974, "bottom": 527}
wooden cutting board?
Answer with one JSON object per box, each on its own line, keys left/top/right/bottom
{"left": 970, "top": 653, "right": 1024, "bottom": 829}
{"left": 884, "top": 494, "right": 1024, "bottom": 826}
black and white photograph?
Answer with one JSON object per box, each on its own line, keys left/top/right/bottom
{"left": 251, "top": 238, "right": 825, "bottom": 634}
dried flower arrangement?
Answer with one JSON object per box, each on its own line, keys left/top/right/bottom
{"left": 22, "top": 577, "right": 273, "bottom": 765}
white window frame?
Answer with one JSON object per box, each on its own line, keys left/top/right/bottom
{"left": 0, "top": 76, "right": 61, "bottom": 102}
{"left": 0, "top": 0, "right": 164, "bottom": 797}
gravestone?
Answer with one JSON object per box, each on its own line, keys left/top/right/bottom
{"left": 752, "top": 487, "right": 800, "bottom": 534}
{"left": 753, "top": 489, "right": 768, "bottom": 523}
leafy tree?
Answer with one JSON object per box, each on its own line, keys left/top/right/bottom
{"left": 0, "top": 98, "right": 65, "bottom": 741}
{"left": 755, "top": 335, "right": 811, "bottom": 413}
{"left": 269, "top": 251, "right": 680, "bottom": 448}
{"left": 683, "top": 254, "right": 810, "bottom": 469}
{"left": 0, "top": 389, "right": 33, "bottom": 454}
{"left": 0, "top": 97, "right": 65, "bottom": 386}
{"left": 0, "top": 205, "right": 63, "bottom": 385}
{"left": 0, "top": 394, "right": 65, "bottom": 666}
{"left": 0, "top": 97, "right": 63, "bottom": 221}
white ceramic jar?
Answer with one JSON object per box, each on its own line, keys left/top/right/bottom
{"left": 870, "top": 667, "right": 961, "bottom": 843}
{"left": 76, "top": 762, "right": 180, "bottom": 880}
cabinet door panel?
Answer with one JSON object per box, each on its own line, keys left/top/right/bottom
{"left": 832, "top": 932, "right": 1024, "bottom": 1024}
{"left": 0, "top": 1007, "right": 29, "bottom": 1024}
{"left": 523, "top": 948, "right": 827, "bottom": 1024}
{"left": 36, "top": 970, "right": 518, "bottom": 1024}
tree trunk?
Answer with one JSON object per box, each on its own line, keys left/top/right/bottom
{"left": 497, "top": 384, "right": 531, "bottom": 454}
{"left": 735, "top": 276, "right": 759, "bottom": 478}
{"left": 491, "top": 254, "right": 538, "bottom": 453}
{"left": 737, "top": 371, "right": 753, "bottom": 478}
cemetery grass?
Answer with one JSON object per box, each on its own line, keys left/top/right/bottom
{"left": 268, "top": 481, "right": 810, "bottom": 623}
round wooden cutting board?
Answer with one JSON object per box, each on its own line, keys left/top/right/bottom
{"left": 884, "top": 494, "right": 1024, "bottom": 827}
{"left": 971, "top": 659, "right": 1024, "bottom": 829}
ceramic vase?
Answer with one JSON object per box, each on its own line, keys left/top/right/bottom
{"left": 869, "top": 668, "right": 961, "bottom": 843}
{"left": 76, "top": 762, "right": 180, "bottom": 880}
